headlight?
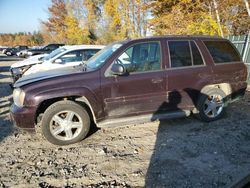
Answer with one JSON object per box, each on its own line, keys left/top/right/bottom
{"left": 11, "top": 68, "right": 22, "bottom": 75}
{"left": 12, "top": 66, "right": 30, "bottom": 75}
{"left": 13, "top": 88, "right": 26, "bottom": 107}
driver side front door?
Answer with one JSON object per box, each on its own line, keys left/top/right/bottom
{"left": 101, "top": 41, "right": 167, "bottom": 118}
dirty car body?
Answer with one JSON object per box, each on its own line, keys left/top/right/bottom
{"left": 10, "top": 36, "right": 248, "bottom": 145}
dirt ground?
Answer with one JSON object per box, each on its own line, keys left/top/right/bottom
{"left": 0, "top": 55, "right": 250, "bottom": 188}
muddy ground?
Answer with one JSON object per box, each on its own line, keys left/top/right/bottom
{"left": 0, "top": 55, "right": 250, "bottom": 188}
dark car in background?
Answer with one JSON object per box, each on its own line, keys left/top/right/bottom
{"left": 4, "top": 45, "right": 29, "bottom": 56}
{"left": 25, "top": 43, "right": 64, "bottom": 57}
{"left": 10, "top": 36, "right": 248, "bottom": 145}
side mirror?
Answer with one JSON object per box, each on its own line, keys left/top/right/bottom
{"left": 111, "top": 64, "right": 125, "bottom": 75}
{"left": 54, "top": 59, "right": 62, "bottom": 64}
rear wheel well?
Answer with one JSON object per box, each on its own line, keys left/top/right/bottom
{"left": 201, "top": 83, "right": 232, "bottom": 97}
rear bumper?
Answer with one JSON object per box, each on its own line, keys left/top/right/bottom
{"left": 230, "top": 82, "right": 248, "bottom": 101}
{"left": 10, "top": 104, "right": 36, "bottom": 129}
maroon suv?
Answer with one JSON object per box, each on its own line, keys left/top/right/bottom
{"left": 10, "top": 36, "right": 248, "bottom": 145}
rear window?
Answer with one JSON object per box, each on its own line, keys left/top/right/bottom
{"left": 203, "top": 41, "right": 241, "bottom": 63}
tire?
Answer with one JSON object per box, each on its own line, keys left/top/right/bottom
{"left": 41, "top": 100, "right": 90, "bottom": 145}
{"left": 196, "top": 88, "right": 227, "bottom": 122}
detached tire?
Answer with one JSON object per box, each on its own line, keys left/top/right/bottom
{"left": 196, "top": 88, "right": 227, "bottom": 122}
{"left": 41, "top": 100, "right": 90, "bottom": 145}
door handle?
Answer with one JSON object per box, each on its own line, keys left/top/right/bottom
{"left": 151, "top": 78, "right": 163, "bottom": 84}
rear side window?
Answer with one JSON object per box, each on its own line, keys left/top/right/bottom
{"left": 203, "top": 41, "right": 241, "bottom": 63}
{"left": 191, "top": 42, "right": 203, "bottom": 66}
{"left": 169, "top": 41, "right": 204, "bottom": 68}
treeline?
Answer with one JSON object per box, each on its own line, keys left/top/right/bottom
{"left": 1, "top": 0, "right": 249, "bottom": 46}
{"left": 0, "top": 32, "right": 44, "bottom": 47}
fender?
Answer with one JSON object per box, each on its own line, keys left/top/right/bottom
{"left": 25, "top": 86, "right": 103, "bottom": 121}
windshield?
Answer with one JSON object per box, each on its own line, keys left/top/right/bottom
{"left": 87, "top": 42, "right": 124, "bottom": 69}
{"left": 43, "top": 47, "right": 66, "bottom": 61}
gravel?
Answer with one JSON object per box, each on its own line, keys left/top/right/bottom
{"left": 0, "top": 56, "right": 250, "bottom": 187}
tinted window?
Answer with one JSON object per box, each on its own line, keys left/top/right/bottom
{"left": 45, "top": 44, "right": 57, "bottom": 50}
{"left": 191, "top": 41, "right": 203, "bottom": 65}
{"left": 117, "top": 42, "right": 161, "bottom": 73}
{"left": 82, "top": 49, "right": 100, "bottom": 61}
{"left": 203, "top": 41, "right": 241, "bottom": 63}
{"left": 20, "top": 46, "right": 27, "bottom": 50}
{"left": 169, "top": 41, "right": 192, "bottom": 67}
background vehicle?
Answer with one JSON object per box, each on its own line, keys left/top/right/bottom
{"left": 0, "top": 46, "right": 8, "bottom": 53}
{"left": 4, "top": 45, "right": 29, "bottom": 56}
{"left": 10, "top": 45, "right": 105, "bottom": 82}
{"left": 25, "top": 43, "right": 64, "bottom": 57}
{"left": 17, "top": 46, "right": 43, "bottom": 57}
{"left": 10, "top": 36, "right": 248, "bottom": 145}
{"left": 10, "top": 54, "right": 47, "bottom": 82}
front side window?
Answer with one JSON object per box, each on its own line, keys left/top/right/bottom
{"left": 58, "top": 50, "right": 82, "bottom": 63}
{"left": 169, "top": 41, "right": 204, "bottom": 68}
{"left": 116, "top": 42, "right": 161, "bottom": 73}
{"left": 203, "top": 40, "right": 241, "bottom": 63}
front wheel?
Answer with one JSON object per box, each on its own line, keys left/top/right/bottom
{"left": 196, "top": 88, "right": 227, "bottom": 122}
{"left": 41, "top": 100, "right": 90, "bottom": 145}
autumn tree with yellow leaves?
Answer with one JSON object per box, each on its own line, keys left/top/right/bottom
{"left": 149, "top": 0, "right": 249, "bottom": 36}
{"left": 1, "top": 0, "right": 249, "bottom": 46}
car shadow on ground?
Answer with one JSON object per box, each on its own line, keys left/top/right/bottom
{"left": 0, "top": 101, "right": 14, "bottom": 143}
{"left": 0, "top": 65, "right": 14, "bottom": 142}
{"left": 145, "top": 89, "right": 250, "bottom": 187}
{"left": 0, "top": 55, "right": 22, "bottom": 62}
{"left": 0, "top": 66, "right": 10, "bottom": 72}
{"left": 0, "top": 66, "right": 11, "bottom": 81}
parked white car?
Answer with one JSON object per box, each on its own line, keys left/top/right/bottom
{"left": 10, "top": 54, "right": 48, "bottom": 82}
{"left": 10, "top": 45, "right": 105, "bottom": 82}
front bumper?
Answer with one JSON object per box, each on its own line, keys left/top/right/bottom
{"left": 10, "top": 104, "right": 37, "bottom": 129}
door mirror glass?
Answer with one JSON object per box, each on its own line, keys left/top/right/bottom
{"left": 111, "top": 64, "right": 125, "bottom": 75}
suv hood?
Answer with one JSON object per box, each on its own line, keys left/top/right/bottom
{"left": 14, "top": 65, "right": 84, "bottom": 88}
{"left": 11, "top": 54, "right": 47, "bottom": 68}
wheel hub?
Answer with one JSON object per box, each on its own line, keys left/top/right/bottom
{"left": 49, "top": 110, "right": 83, "bottom": 141}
